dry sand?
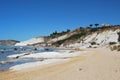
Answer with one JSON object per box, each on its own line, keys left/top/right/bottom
{"left": 0, "top": 47, "right": 120, "bottom": 80}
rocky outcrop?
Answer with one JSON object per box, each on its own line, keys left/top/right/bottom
{"left": 48, "top": 27, "right": 120, "bottom": 48}
{"left": 68, "top": 29, "right": 120, "bottom": 48}
{"left": 0, "top": 40, "right": 20, "bottom": 46}
{"left": 15, "top": 26, "right": 120, "bottom": 48}
{"left": 15, "top": 36, "right": 45, "bottom": 46}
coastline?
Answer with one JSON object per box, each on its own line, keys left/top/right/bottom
{"left": 0, "top": 47, "right": 120, "bottom": 80}
{"left": 0, "top": 46, "right": 83, "bottom": 71}
{"left": 4, "top": 46, "right": 86, "bottom": 71}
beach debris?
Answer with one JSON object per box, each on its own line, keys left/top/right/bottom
{"left": 115, "top": 69, "right": 118, "bottom": 73}
{"left": 79, "top": 68, "right": 83, "bottom": 71}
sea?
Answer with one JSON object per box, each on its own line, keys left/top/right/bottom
{"left": 0, "top": 45, "right": 54, "bottom": 71}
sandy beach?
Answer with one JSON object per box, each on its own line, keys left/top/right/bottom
{"left": 0, "top": 47, "right": 120, "bottom": 80}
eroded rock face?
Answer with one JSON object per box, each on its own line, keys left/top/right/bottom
{"left": 15, "top": 26, "right": 120, "bottom": 47}
{"left": 0, "top": 40, "right": 20, "bottom": 46}
{"left": 15, "top": 37, "right": 45, "bottom": 46}
{"left": 68, "top": 29, "right": 120, "bottom": 48}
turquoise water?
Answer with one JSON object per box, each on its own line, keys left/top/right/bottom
{"left": 0, "top": 45, "right": 54, "bottom": 71}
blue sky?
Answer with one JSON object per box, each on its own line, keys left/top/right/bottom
{"left": 0, "top": 0, "right": 120, "bottom": 41}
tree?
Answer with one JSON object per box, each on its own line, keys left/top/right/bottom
{"left": 95, "top": 24, "right": 99, "bottom": 28}
{"left": 89, "top": 24, "right": 93, "bottom": 28}
{"left": 67, "top": 29, "right": 70, "bottom": 33}
{"left": 54, "top": 31, "right": 57, "bottom": 35}
{"left": 79, "top": 27, "right": 83, "bottom": 29}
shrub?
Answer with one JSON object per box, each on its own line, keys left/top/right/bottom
{"left": 110, "top": 45, "right": 120, "bottom": 51}
{"left": 118, "top": 45, "right": 120, "bottom": 48}
{"left": 117, "top": 48, "right": 120, "bottom": 51}
{"left": 90, "top": 28, "right": 98, "bottom": 32}
{"left": 117, "top": 45, "right": 120, "bottom": 51}
{"left": 117, "top": 32, "right": 120, "bottom": 42}
{"left": 91, "top": 42, "right": 96, "bottom": 45}
{"left": 109, "top": 42, "right": 117, "bottom": 45}
{"left": 113, "top": 46, "right": 117, "bottom": 50}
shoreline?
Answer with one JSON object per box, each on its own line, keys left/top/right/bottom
{"left": 0, "top": 48, "right": 85, "bottom": 71}
{"left": 0, "top": 47, "right": 120, "bottom": 80}
{"left": 0, "top": 55, "right": 86, "bottom": 80}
